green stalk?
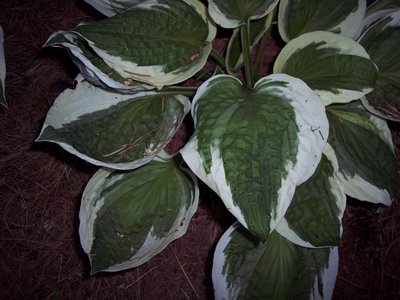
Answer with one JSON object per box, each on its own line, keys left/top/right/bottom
{"left": 241, "top": 21, "right": 254, "bottom": 88}
{"left": 254, "top": 27, "right": 271, "bottom": 78}
{"left": 158, "top": 86, "right": 197, "bottom": 97}
{"left": 210, "top": 48, "right": 226, "bottom": 72}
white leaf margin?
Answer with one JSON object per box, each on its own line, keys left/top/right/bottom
{"left": 275, "top": 144, "right": 347, "bottom": 248}
{"left": 334, "top": 112, "right": 394, "bottom": 206}
{"left": 273, "top": 31, "right": 378, "bottom": 105}
{"left": 76, "top": 0, "right": 217, "bottom": 88}
{"left": 36, "top": 74, "right": 190, "bottom": 170}
{"left": 181, "top": 73, "right": 329, "bottom": 234}
{"left": 208, "top": 0, "right": 279, "bottom": 28}
{"left": 278, "top": 0, "right": 366, "bottom": 43}
{"left": 212, "top": 222, "right": 339, "bottom": 300}
{"left": 79, "top": 152, "right": 200, "bottom": 272}
{"left": 44, "top": 31, "right": 155, "bottom": 93}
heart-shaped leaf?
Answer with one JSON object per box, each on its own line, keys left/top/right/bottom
{"left": 0, "top": 26, "right": 6, "bottom": 108}
{"left": 327, "top": 101, "right": 396, "bottom": 205}
{"left": 226, "top": 13, "right": 273, "bottom": 73}
{"left": 208, "top": 0, "right": 279, "bottom": 28}
{"left": 37, "top": 75, "right": 190, "bottom": 170}
{"left": 45, "top": 0, "right": 216, "bottom": 89}
{"left": 274, "top": 31, "right": 378, "bottom": 105}
{"left": 278, "top": 0, "right": 366, "bottom": 42}
{"left": 84, "top": 0, "right": 142, "bottom": 17}
{"left": 79, "top": 153, "right": 199, "bottom": 273}
{"left": 276, "top": 146, "right": 346, "bottom": 248}
{"left": 358, "top": 10, "right": 400, "bottom": 121}
{"left": 181, "top": 74, "right": 328, "bottom": 241}
{"left": 213, "top": 223, "right": 338, "bottom": 300}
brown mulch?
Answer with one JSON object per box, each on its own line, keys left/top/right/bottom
{"left": 1, "top": 1, "right": 400, "bottom": 299}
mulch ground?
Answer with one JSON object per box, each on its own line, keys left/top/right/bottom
{"left": 1, "top": 1, "right": 400, "bottom": 299}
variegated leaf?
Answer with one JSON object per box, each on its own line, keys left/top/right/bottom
{"left": 327, "top": 101, "right": 396, "bottom": 205}
{"left": 226, "top": 13, "right": 273, "bottom": 73}
{"left": 278, "top": 0, "right": 366, "bottom": 42}
{"left": 181, "top": 74, "right": 328, "bottom": 241}
{"left": 36, "top": 75, "right": 190, "bottom": 170}
{"left": 213, "top": 223, "right": 339, "bottom": 300}
{"left": 44, "top": 31, "right": 154, "bottom": 93}
{"left": 0, "top": 25, "right": 6, "bottom": 108}
{"left": 358, "top": 10, "right": 400, "bottom": 121}
{"left": 84, "top": 0, "right": 142, "bottom": 17}
{"left": 79, "top": 153, "right": 199, "bottom": 273}
{"left": 74, "top": 0, "right": 215, "bottom": 88}
{"left": 208, "top": 0, "right": 279, "bottom": 28}
{"left": 46, "top": 0, "right": 216, "bottom": 89}
{"left": 274, "top": 31, "right": 378, "bottom": 105}
{"left": 276, "top": 145, "right": 346, "bottom": 248}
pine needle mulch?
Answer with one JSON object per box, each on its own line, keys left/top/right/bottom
{"left": 1, "top": 1, "right": 400, "bottom": 299}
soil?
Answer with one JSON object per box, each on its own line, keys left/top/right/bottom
{"left": 1, "top": 1, "right": 400, "bottom": 299}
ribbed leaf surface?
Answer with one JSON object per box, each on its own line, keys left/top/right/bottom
{"left": 37, "top": 75, "right": 190, "bottom": 170}
{"left": 79, "top": 154, "right": 199, "bottom": 273}
{"left": 208, "top": 0, "right": 279, "bottom": 28}
{"left": 274, "top": 31, "right": 378, "bottom": 105}
{"left": 181, "top": 74, "right": 328, "bottom": 241}
{"left": 278, "top": 0, "right": 366, "bottom": 42}
{"left": 45, "top": 0, "right": 216, "bottom": 88}
{"left": 327, "top": 101, "right": 396, "bottom": 205}
{"left": 213, "top": 223, "right": 338, "bottom": 300}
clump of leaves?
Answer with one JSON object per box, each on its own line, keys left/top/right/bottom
{"left": 37, "top": 0, "right": 400, "bottom": 298}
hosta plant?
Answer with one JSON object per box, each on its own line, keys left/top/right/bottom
{"left": 37, "top": 0, "right": 400, "bottom": 298}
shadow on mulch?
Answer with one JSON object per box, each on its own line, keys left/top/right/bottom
{"left": 1, "top": 1, "right": 400, "bottom": 299}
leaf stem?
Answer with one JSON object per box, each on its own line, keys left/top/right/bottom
{"left": 254, "top": 27, "right": 271, "bottom": 78}
{"left": 210, "top": 48, "right": 226, "bottom": 72}
{"left": 158, "top": 86, "right": 197, "bottom": 97}
{"left": 241, "top": 21, "right": 254, "bottom": 88}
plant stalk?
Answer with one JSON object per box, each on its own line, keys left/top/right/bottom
{"left": 158, "top": 86, "right": 197, "bottom": 97}
{"left": 254, "top": 27, "right": 271, "bottom": 78}
{"left": 241, "top": 21, "right": 254, "bottom": 88}
{"left": 210, "top": 48, "right": 226, "bottom": 72}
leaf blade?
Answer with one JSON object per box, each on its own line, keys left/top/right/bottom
{"left": 79, "top": 154, "right": 199, "bottom": 273}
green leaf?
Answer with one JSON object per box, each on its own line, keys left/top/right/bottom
{"left": 46, "top": 0, "right": 216, "bottom": 88}
{"left": 181, "top": 74, "right": 328, "bottom": 241}
{"left": 278, "top": 0, "right": 366, "bottom": 42}
{"left": 213, "top": 223, "right": 338, "bottom": 300}
{"left": 208, "top": 0, "right": 279, "bottom": 28}
{"left": 45, "top": 31, "right": 154, "bottom": 93}
{"left": 358, "top": 10, "right": 400, "bottom": 121}
{"left": 366, "top": 0, "right": 400, "bottom": 16}
{"left": 79, "top": 153, "right": 199, "bottom": 273}
{"left": 36, "top": 75, "right": 190, "bottom": 170}
{"left": 84, "top": 0, "right": 142, "bottom": 16}
{"left": 276, "top": 146, "right": 346, "bottom": 248}
{"left": 327, "top": 101, "right": 397, "bottom": 205}
{"left": 274, "top": 31, "right": 378, "bottom": 105}
{"left": 226, "top": 13, "right": 273, "bottom": 73}
{"left": 0, "top": 26, "right": 6, "bottom": 108}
